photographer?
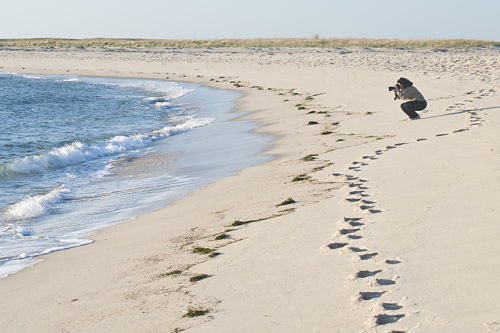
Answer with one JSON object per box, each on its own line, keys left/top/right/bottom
{"left": 390, "top": 77, "right": 427, "bottom": 120}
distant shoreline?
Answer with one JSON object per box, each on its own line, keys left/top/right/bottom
{"left": 0, "top": 37, "right": 498, "bottom": 49}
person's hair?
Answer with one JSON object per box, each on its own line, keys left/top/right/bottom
{"left": 397, "top": 77, "right": 413, "bottom": 89}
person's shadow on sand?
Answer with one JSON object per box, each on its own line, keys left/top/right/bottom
{"left": 422, "top": 105, "right": 500, "bottom": 119}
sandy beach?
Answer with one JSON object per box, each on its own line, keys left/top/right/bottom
{"left": 0, "top": 46, "right": 499, "bottom": 332}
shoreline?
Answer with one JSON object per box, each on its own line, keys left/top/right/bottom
{"left": 0, "top": 72, "right": 274, "bottom": 279}
{"left": 0, "top": 47, "right": 498, "bottom": 332}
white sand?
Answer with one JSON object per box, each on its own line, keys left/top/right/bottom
{"left": 0, "top": 46, "right": 499, "bottom": 332}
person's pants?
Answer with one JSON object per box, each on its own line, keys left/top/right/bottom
{"left": 401, "top": 100, "right": 427, "bottom": 119}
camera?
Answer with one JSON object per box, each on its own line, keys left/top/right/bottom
{"left": 388, "top": 84, "right": 401, "bottom": 91}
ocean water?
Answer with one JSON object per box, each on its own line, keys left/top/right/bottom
{"left": 0, "top": 73, "right": 272, "bottom": 278}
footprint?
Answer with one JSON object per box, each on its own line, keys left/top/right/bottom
{"left": 375, "top": 313, "right": 405, "bottom": 325}
{"left": 375, "top": 278, "right": 396, "bottom": 286}
{"left": 348, "top": 247, "right": 368, "bottom": 253}
{"left": 416, "top": 138, "right": 427, "bottom": 142}
{"left": 361, "top": 200, "right": 376, "bottom": 205}
{"left": 353, "top": 270, "right": 382, "bottom": 278}
{"left": 369, "top": 209, "right": 382, "bottom": 214}
{"left": 348, "top": 221, "right": 364, "bottom": 227}
{"left": 386, "top": 259, "right": 401, "bottom": 265}
{"left": 386, "top": 145, "right": 396, "bottom": 149}
{"left": 436, "top": 133, "right": 449, "bottom": 137}
{"left": 339, "top": 228, "right": 360, "bottom": 235}
{"left": 346, "top": 198, "right": 361, "bottom": 203}
{"left": 360, "top": 205, "right": 374, "bottom": 211}
{"left": 344, "top": 217, "right": 362, "bottom": 222}
{"left": 347, "top": 235, "right": 363, "bottom": 240}
{"left": 327, "top": 242, "right": 348, "bottom": 250}
{"left": 358, "top": 291, "right": 385, "bottom": 301}
{"left": 359, "top": 252, "right": 379, "bottom": 260}
{"left": 453, "top": 129, "right": 466, "bottom": 133}
{"left": 382, "top": 303, "right": 403, "bottom": 311}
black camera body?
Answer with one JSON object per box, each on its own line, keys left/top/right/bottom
{"left": 388, "top": 83, "right": 401, "bottom": 91}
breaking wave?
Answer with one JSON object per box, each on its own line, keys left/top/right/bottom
{"left": 3, "top": 116, "right": 214, "bottom": 176}
{"left": 2, "top": 186, "right": 70, "bottom": 222}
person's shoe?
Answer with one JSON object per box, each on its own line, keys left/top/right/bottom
{"left": 410, "top": 115, "right": 420, "bottom": 120}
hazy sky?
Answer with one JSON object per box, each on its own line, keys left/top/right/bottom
{"left": 1, "top": 0, "right": 499, "bottom": 40}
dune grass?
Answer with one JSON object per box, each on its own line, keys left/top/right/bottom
{"left": 0, "top": 38, "right": 498, "bottom": 49}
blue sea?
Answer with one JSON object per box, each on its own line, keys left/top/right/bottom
{"left": 0, "top": 73, "right": 272, "bottom": 278}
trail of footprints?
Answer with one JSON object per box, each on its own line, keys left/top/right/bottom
{"left": 328, "top": 172, "right": 407, "bottom": 331}
{"left": 325, "top": 89, "right": 495, "bottom": 331}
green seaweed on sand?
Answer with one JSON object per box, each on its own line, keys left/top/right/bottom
{"left": 292, "top": 174, "right": 311, "bottom": 182}
{"left": 276, "top": 198, "right": 296, "bottom": 206}
{"left": 312, "top": 165, "right": 328, "bottom": 172}
{"left": 230, "top": 213, "right": 285, "bottom": 227}
{"left": 183, "top": 307, "right": 208, "bottom": 318}
{"left": 302, "top": 154, "right": 318, "bottom": 161}
{"left": 190, "top": 274, "right": 211, "bottom": 282}
{"left": 192, "top": 247, "right": 215, "bottom": 255}
{"left": 164, "top": 270, "right": 183, "bottom": 276}
{"left": 213, "top": 233, "right": 229, "bottom": 240}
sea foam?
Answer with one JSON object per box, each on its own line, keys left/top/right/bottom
{"left": 2, "top": 186, "right": 70, "bottom": 222}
